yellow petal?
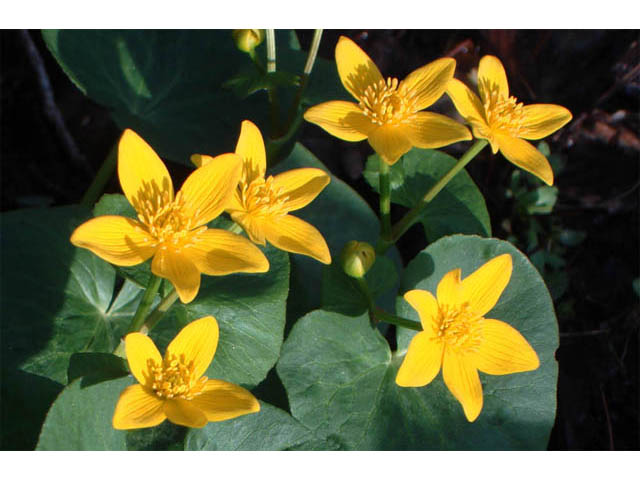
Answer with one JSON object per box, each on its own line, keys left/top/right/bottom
{"left": 235, "top": 120, "right": 267, "bottom": 183}
{"left": 189, "top": 379, "right": 260, "bottom": 422}
{"left": 403, "top": 289, "right": 439, "bottom": 331}
{"left": 117, "top": 129, "right": 173, "bottom": 209}
{"left": 404, "top": 112, "right": 472, "bottom": 149}
{"left": 519, "top": 104, "right": 572, "bottom": 140}
{"left": 262, "top": 214, "right": 331, "bottom": 264}
{"left": 190, "top": 153, "right": 212, "bottom": 168}
{"left": 164, "top": 398, "right": 208, "bottom": 428}
{"left": 112, "top": 384, "right": 166, "bottom": 430}
{"left": 166, "top": 316, "right": 219, "bottom": 380}
{"left": 271, "top": 168, "right": 330, "bottom": 212}
{"left": 472, "top": 319, "right": 540, "bottom": 375}
{"left": 186, "top": 228, "right": 269, "bottom": 275}
{"left": 395, "top": 332, "right": 443, "bottom": 387}
{"left": 230, "top": 211, "right": 266, "bottom": 245}
{"left": 478, "top": 55, "right": 509, "bottom": 103}
{"left": 151, "top": 248, "right": 201, "bottom": 303}
{"left": 124, "top": 332, "right": 162, "bottom": 387}
{"left": 70, "top": 215, "right": 156, "bottom": 267}
{"left": 178, "top": 153, "right": 243, "bottom": 227}
{"left": 496, "top": 135, "right": 554, "bottom": 186}
{"left": 401, "top": 57, "right": 456, "bottom": 111}
{"left": 436, "top": 268, "right": 462, "bottom": 306}
{"left": 367, "top": 125, "right": 412, "bottom": 165}
{"left": 442, "top": 349, "right": 483, "bottom": 422}
{"left": 446, "top": 78, "right": 487, "bottom": 125}
{"left": 335, "top": 36, "right": 383, "bottom": 101}
{"left": 460, "top": 254, "right": 512, "bottom": 318}
{"left": 303, "top": 101, "right": 373, "bottom": 142}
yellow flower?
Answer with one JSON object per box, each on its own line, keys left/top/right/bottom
{"left": 446, "top": 55, "right": 572, "bottom": 185}
{"left": 396, "top": 254, "right": 539, "bottom": 422}
{"left": 303, "top": 36, "right": 472, "bottom": 165}
{"left": 112, "top": 316, "right": 260, "bottom": 429}
{"left": 192, "top": 120, "right": 332, "bottom": 264}
{"left": 70, "top": 129, "right": 269, "bottom": 304}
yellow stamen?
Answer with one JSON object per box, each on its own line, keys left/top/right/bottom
{"left": 238, "top": 175, "right": 290, "bottom": 218}
{"left": 359, "top": 77, "right": 417, "bottom": 126}
{"left": 148, "top": 354, "right": 208, "bottom": 400}
{"left": 433, "top": 302, "right": 483, "bottom": 354}
{"left": 480, "top": 80, "right": 525, "bottom": 137}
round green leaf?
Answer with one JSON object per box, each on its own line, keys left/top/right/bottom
{"left": 185, "top": 402, "right": 313, "bottom": 451}
{"left": 36, "top": 376, "right": 131, "bottom": 450}
{"left": 363, "top": 148, "right": 491, "bottom": 241}
{"left": 278, "top": 236, "right": 558, "bottom": 449}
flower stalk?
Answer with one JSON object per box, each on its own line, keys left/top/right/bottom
{"left": 378, "top": 158, "right": 392, "bottom": 243}
{"left": 80, "top": 142, "right": 117, "bottom": 208}
{"left": 127, "top": 275, "right": 163, "bottom": 333}
{"left": 373, "top": 307, "right": 421, "bottom": 331}
{"left": 143, "top": 287, "right": 180, "bottom": 333}
{"left": 265, "top": 29, "right": 281, "bottom": 136}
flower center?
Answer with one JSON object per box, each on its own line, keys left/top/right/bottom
{"left": 359, "top": 77, "right": 416, "bottom": 126}
{"left": 148, "top": 353, "right": 207, "bottom": 400}
{"left": 132, "top": 182, "right": 206, "bottom": 253}
{"left": 239, "top": 175, "right": 289, "bottom": 218}
{"left": 481, "top": 81, "right": 524, "bottom": 137}
{"left": 433, "top": 302, "right": 483, "bottom": 353}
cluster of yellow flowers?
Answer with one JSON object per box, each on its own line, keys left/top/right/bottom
{"left": 70, "top": 35, "right": 570, "bottom": 428}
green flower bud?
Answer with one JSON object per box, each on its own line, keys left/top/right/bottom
{"left": 340, "top": 241, "right": 375, "bottom": 278}
{"left": 232, "top": 29, "right": 265, "bottom": 54}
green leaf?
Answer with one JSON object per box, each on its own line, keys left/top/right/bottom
{"left": 224, "top": 69, "right": 300, "bottom": 99}
{"left": 67, "top": 352, "right": 129, "bottom": 386}
{"left": 42, "top": 30, "right": 345, "bottom": 166}
{"left": 517, "top": 185, "right": 558, "bottom": 215}
{"left": 363, "top": 149, "right": 491, "bottom": 241}
{"left": 271, "top": 143, "right": 400, "bottom": 320}
{"left": 278, "top": 235, "right": 558, "bottom": 449}
{"left": 36, "top": 376, "right": 131, "bottom": 450}
{"left": 185, "top": 402, "right": 313, "bottom": 450}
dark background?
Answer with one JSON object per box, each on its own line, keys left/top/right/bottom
{"left": 2, "top": 29, "right": 638, "bottom": 449}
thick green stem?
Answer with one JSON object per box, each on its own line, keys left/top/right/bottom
{"left": 127, "top": 275, "right": 162, "bottom": 334}
{"left": 80, "top": 142, "right": 117, "bottom": 207}
{"left": 373, "top": 307, "right": 422, "bottom": 331}
{"left": 355, "top": 277, "right": 375, "bottom": 312}
{"left": 389, "top": 139, "right": 489, "bottom": 248}
{"left": 285, "top": 29, "right": 323, "bottom": 132}
{"left": 378, "top": 158, "right": 392, "bottom": 243}
{"left": 143, "top": 288, "right": 180, "bottom": 333}
{"left": 265, "top": 29, "right": 281, "bottom": 136}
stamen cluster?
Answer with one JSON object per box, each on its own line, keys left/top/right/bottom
{"left": 359, "top": 77, "right": 417, "bottom": 126}
{"left": 239, "top": 176, "right": 289, "bottom": 218}
{"left": 148, "top": 354, "right": 207, "bottom": 400}
{"left": 433, "top": 302, "right": 483, "bottom": 353}
{"left": 481, "top": 81, "right": 524, "bottom": 136}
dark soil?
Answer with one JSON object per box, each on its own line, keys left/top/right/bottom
{"left": 2, "top": 29, "right": 638, "bottom": 450}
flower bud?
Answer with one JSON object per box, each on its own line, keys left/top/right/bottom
{"left": 340, "top": 241, "right": 375, "bottom": 278}
{"left": 232, "top": 29, "right": 265, "bottom": 54}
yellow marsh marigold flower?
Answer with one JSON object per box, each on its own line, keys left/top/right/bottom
{"left": 396, "top": 254, "right": 539, "bottom": 422}
{"left": 303, "top": 36, "right": 472, "bottom": 165}
{"left": 192, "top": 120, "right": 331, "bottom": 264}
{"left": 113, "top": 316, "right": 260, "bottom": 429}
{"left": 446, "top": 55, "right": 572, "bottom": 186}
{"left": 70, "top": 129, "right": 269, "bottom": 304}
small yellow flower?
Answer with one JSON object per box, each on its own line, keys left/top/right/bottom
{"left": 112, "top": 316, "right": 260, "bottom": 429}
{"left": 303, "top": 36, "right": 472, "bottom": 165}
{"left": 446, "top": 55, "right": 572, "bottom": 185}
{"left": 192, "top": 120, "right": 331, "bottom": 264}
{"left": 70, "top": 129, "right": 269, "bottom": 304}
{"left": 396, "top": 254, "right": 539, "bottom": 422}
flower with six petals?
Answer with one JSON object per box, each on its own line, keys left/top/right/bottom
{"left": 70, "top": 129, "right": 269, "bottom": 303}
{"left": 192, "top": 120, "right": 331, "bottom": 264}
{"left": 446, "top": 55, "right": 572, "bottom": 185}
{"left": 396, "top": 254, "right": 540, "bottom": 422}
{"left": 303, "top": 36, "right": 472, "bottom": 165}
{"left": 112, "top": 316, "right": 260, "bottom": 429}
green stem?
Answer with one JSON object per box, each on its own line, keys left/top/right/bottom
{"left": 355, "top": 277, "right": 375, "bottom": 312}
{"left": 373, "top": 307, "right": 422, "bottom": 331}
{"left": 285, "top": 29, "right": 323, "bottom": 132}
{"left": 227, "top": 222, "right": 244, "bottom": 234}
{"left": 389, "top": 139, "right": 488, "bottom": 248}
{"left": 80, "top": 141, "right": 117, "bottom": 207}
{"left": 378, "top": 158, "right": 392, "bottom": 243}
{"left": 265, "top": 29, "right": 281, "bottom": 136}
{"left": 143, "top": 288, "right": 180, "bottom": 333}
{"left": 127, "top": 275, "right": 162, "bottom": 334}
